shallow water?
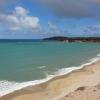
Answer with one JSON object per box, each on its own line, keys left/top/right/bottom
{"left": 0, "top": 41, "right": 100, "bottom": 82}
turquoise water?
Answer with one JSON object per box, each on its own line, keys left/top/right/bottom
{"left": 0, "top": 41, "right": 100, "bottom": 82}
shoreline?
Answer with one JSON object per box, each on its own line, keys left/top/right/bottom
{"left": 1, "top": 57, "right": 100, "bottom": 100}
{"left": 0, "top": 54, "right": 100, "bottom": 97}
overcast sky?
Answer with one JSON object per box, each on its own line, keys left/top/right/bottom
{"left": 0, "top": 0, "right": 100, "bottom": 39}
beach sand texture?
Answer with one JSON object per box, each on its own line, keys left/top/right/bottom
{"left": 59, "top": 84, "right": 100, "bottom": 100}
{"left": 0, "top": 61, "right": 100, "bottom": 100}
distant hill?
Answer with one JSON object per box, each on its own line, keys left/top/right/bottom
{"left": 43, "top": 36, "right": 100, "bottom": 43}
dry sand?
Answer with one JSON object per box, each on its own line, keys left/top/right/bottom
{"left": 0, "top": 61, "right": 100, "bottom": 100}
{"left": 59, "top": 84, "right": 100, "bottom": 100}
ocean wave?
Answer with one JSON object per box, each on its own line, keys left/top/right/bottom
{"left": 39, "top": 66, "right": 46, "bottom": 69}
{"left": 0, "top": 54, "right": 100, "bottom": 97}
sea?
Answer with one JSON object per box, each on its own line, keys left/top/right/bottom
{"left": 0, "top": 40, "right": 100, "bottom": 96}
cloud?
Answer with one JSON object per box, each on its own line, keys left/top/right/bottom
{"left": 0, "top": 0, "right": 18, "bottom": 12}
{"left": 48, "top": 21, "right": 58, "bottom": 30}
{"left": 41, "top": 0, "right": 100, "bottom": 18}
{"left": 81, "top": 25, "right": 100, "bottom": 36}
{"left": 1, "top": 0, "right": 100, "bottom": 19}
{"left": 47, "top": 21, "right": 70, "bottom": 36}
{"left": 87, "top": 25, "right": 100, "bottom": 31}
{"left": 0, "top": 6, "right": 40, "bottom": 31}
{"left": 15, "top": 6, "right": 28, "bottom": 16}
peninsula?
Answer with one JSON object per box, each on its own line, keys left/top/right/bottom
{"left": 43, "top": 36, "right": 100, "bottom": 43}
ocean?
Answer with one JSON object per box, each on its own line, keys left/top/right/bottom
{"left": 0, "top": 40, "right": 100, "bottom": 96}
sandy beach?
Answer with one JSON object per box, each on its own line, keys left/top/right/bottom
{"left": 59, "top": 84, "right": 100, "bottom": 100}
{"left": 1, "top": 61, "right": 100, "bottom": 100}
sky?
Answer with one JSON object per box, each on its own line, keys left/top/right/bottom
{"left": 0, "top": 0, "right": 100, "bottom": 39}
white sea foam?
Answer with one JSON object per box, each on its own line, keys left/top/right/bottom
{"left": 0, "top": 54, "right": 100, "bottom": 97}
{"left": 39, "top": 66, "right": 46, "bottom": 69}
{"left": 0, "top": 76, "right": 54, "bottom": 97}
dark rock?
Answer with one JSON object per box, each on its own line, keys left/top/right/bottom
{"left": 75, "top": 87, "right": 85, "bottom": 91}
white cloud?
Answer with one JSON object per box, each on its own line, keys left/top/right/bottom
{"left": 15, "top": 6, "right": 28, "bottom": 16}
{"left": 48, "top": 21, "right": 58, "bottom": 30}
{"left": 47, "top": 21, "right": 64, "bottom": 35}
{"left": 0, "top": 6, "right": 40, "bottom": 31}
{"left": 21, "top": 16, "right": 40, "bottom": 29}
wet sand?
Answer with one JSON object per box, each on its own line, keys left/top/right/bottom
{"left": 1, "top": 61, "right": 100, "bottom": 100}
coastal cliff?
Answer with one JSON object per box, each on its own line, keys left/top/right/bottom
{"left": 43, "top": 36, "right": 100, "bottom": 43}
